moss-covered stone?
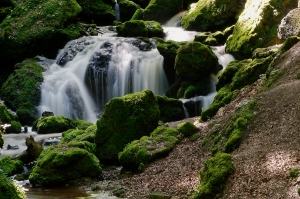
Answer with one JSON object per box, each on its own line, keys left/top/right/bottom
{"left": 0, "top": 173, "right": 26, "bottom": 199}
{"left": 131, "top": 8, "right": 144, "bottom": 20}
{"left": 118, "top": 0, "right": 140, "bottom": 22}
{"left": 118, "top": 126, "right": 179, "bottom": 170}
{"left": 278, "top": 8, "right": 300, "bottom": 40}
{"left": 226, "top": 0, "right": 298, "bottom": 58}
{"left": 117, "top": 20, "right": 163, "bottom": 37}
{"left": 183, "top": 78, "right": 213, "bottom": 99}
{"left": 181, "top": 0, "right": 245, "bottom": 31}
{"left": 29, "top": 145, "right": 102, "bottom": 186}
{"left": 177, "top": 121, "right": 199, "bottom": 137}
{"left": 156, "top": 40, "right": 184, "bottom": 84}
{"left": 192, "top": 153, "right": 234, "bottom": 199}
{"left": 142, "top": 0, "right": 183, "bottom": 24}
{"left": 0, "top": 59, "right": 44, "bottom": 125}
{"left": 175, "top": 42, "right": 221, "bottom": 81}
{"left": 276, "top": 36, "right": 300, "bottom": 55}
{"left": 0, "top": 156, "right": 23, "bottom": 176}
{"left": 76, "top": 0, "right": 115, "bottom": 25}
{"left": 0, "top": 104, "right": 21, "bottom": 133}
{"left": 155, "top": 95, "right": 185, "bottom": 122}
{"left": 16, "top": 135, "right": 44, "bottom": 164}
{"left": 0, "top": 0, "right": 84, "bottom": 68}
{"left": 76, "top": 119, "right": 93, "bottom": 130}
{"left": 32, "top": 116, "right": 76, "bottom": 134}
{"left": 95, "top": 90, "right": 159, "bottom": 163}
{"left": 252, "top": 46, "right": 279, "bottom": 59}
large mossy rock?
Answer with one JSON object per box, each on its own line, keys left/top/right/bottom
{"left": 0, "top": 0, "right": 84, "bottom": 68}
{"left": 118, "top": 0, "right": 141, "bottom": 22}
{"left": 0, "top": 173, "right": 26, "bottom": 199}
{"left": 142, "top": 0, "right": 184, "bottom": 24}
{"left": 29, "top": 145, "right": 102, "bottom": 186}
{"left": 174, "top": 42, "right": 221, "bottom": 81}
{"left": 16, "top": 136, "right": 44, "bottom": 164}
{"left": 155, "top": 95, "right": 185, "bottom": 122}
{"left": 117, "top": 20, "right": 164, "bottom": 37}
{"left": 156, "top": 40, "right": 184, "bottom": 84}
{"left": 226, "top": 0, "right": 298, "bottom": 58}
{"left": 181, "top": 0, "right": 245, "bottom": 31}
{"left": 0, "top": 59, "right": 44, "bottom": 125}
{"left": 95, "top": 90, "right": 159, "bottom": 163}
{"left": 0, "top": 104, "right": 21, "bottom": 133}
{"left": 0, "top": 156, "right": 23, "bottom": 176}
{"left": 278, "top": 8, "right": 300, "bottom": 40}
{"left": 76, "top": 0, "right": 115, "bottom": 25}
{"left": 118, "top": 126, "right": 179, "bottom": 170}
{"left": 32, "top": 116, "right": 76, "bottom": 134}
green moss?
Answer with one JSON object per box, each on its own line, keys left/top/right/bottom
{"left": 95, "top": 90, "right": 159, "bottom": 163}
{"left": 0, "top": 104, "right": 21, "bottom": 133}
{"left": 231, "top": 57, "right": 272, "bottom": 90}
{"left": 0, "top": 0, "right": 84, "bottom": 65}
{"left": 155, "top": 95, "right": 185, "bottom": 122}
{"left": 181, "top": 0, "right": 244, "bottom": 31}
{"left": 32, "top": 116, "right": 76, "bottom": 134}
{"left": 118, "top": 126, "right": 179, "bottom": 170}
{"left": 143, "top": 0, "right": 183, "bottom": 24}
{"left": 0, "top": 59, "right": 44, "bottom": 125}
{"left": 0, "top": 173, "right": 26, "bottom": 199}
{"left": 177, "top": 122, "right": 199, "bottom": 137}
{"left": 184, "top": 85, "right": 197, "bottom": 99}
{"left": 224, "top": 129, "right": 243, "bottom": 153}
{"left": 29, "top": 145, "right": 102, "bottom": 186}
{"left": 60, "top": 129, "right": 84, "bottom": 144}
{"left": 290, "top": 167, "right": 300, "bottom": 178}
{"left": 76, "top": 0, "right": 115, "bottom": 25}
{"left": 76, "top": 119, "right": 93, "bottom": 130}
{"left": 116, "top": 20, "right": 163, "bottom": 37}
{"left": 118, "top": 0, "right": 140, "bottom": 22}
{"left": 277, "top": 36, "right": 300, "bottom": 55}
{"left": 192, "top": 153, "right": 234, "bottom": 199}
{"left": 226, "top": 0, "right": 297, "bottom": 58}
{"left": 0, "top": 156, "right": 23, "bottom": 176}
{"left": 175, "top": 42, "right": 220, "bottom": 81}
{"left": 131, "top": 8, "right": 144, "bottom": 20}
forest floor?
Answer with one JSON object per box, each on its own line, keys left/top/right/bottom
{"left": 80, "top": 43, "right": 300, "bottom": 199}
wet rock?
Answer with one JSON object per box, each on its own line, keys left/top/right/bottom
{"left": 7, "top": 144, "right": 19, "bottom": 150}
{"left": 42, "top": 111, "right": 54, "bottom": 117}
{"left": 16, "top": 136, "right": 43, "bottom": 164}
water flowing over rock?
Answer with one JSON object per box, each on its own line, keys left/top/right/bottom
{"left": 39, "top": 36, "right": 168, "bottom": 122}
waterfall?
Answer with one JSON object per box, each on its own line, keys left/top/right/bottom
{"left": 38, "top": 36, "right": 168, "bottom": 123}
{"left": 115, "top": 0, "right": 120, "bottom": 21}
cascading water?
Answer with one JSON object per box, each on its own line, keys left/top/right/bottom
{"left": 115, "top": 0, "right": 120, "bottom": 21}
{"left": 38, "top": 35, "right": 168, "bottom": 122}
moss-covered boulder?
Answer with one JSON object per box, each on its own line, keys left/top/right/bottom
{"left": 95, "top": 90, "right": 159, "bottom": 163}
{"left": 118, "top": 0, "right": 140, "bottom": 22}
{"left": 117, "top": 20, "right": 164, "bottom": 37}
{"left": 0, "top": 0, "right": 84, "bottom": 68}
{"left": 155, "top": 95, "right": 185, "bottom": 122}
{"left": 156, "top": 40, "right": 184, "bottom": 84}
{"left": 0, "top": 173, "right": 26, "bottom": 199}
{"left": 192, "top": 153, "right": 234, "bottom": 198}
{"left": 32, "top": 115, "right": 76, "bottom": 134}
{"left": 0, "top": 156, "right": 23, "bottom": 176}
{"left": 0, "top": 104, "right": 21, "bottom": 133}
{"left": 276, "top": 36, "right": 300, "bottom": 55}
{"left": 118, "top": 126, "right": 179, "bottom": 170}
{"left": 181, "top": 0, "right": 245, "bottom": 31}
{"left": 177, "top": 121, "right": 199, "bottom": 137}
{"left": 174, "top": 42, "right": 221, "bottom": 81}
{"left": 76, "top": 0, "right": 115, "bottom": 25}
{"left": 226, "top": 0, "right": 298, "bottom": 58}
{"left": 183, "top": 78, "right": 213, "bottom": 99}
{"left": 0, "top": 59, "right": 44, "bottom": 125}
{"left": 29, "top": 145, "right": 102, "bottom": 186}
{"left": 16, "top": 136, "right": 44, "bottom": 164}
{"left": 194, "top": 26, "right": 234, "bottom": 45}
{"left": 76, "top": 119, "right": 93, "bottom": 130}
{"left": 142, "top": 0, "right": 183, "bottom": 24}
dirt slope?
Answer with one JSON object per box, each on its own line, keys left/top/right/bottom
{"left": 222, "top": 42, "right": 300, "bottom": 198}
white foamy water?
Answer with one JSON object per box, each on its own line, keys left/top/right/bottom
{"left": 38, "top": 36, "right": 169, "bottom": 123}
